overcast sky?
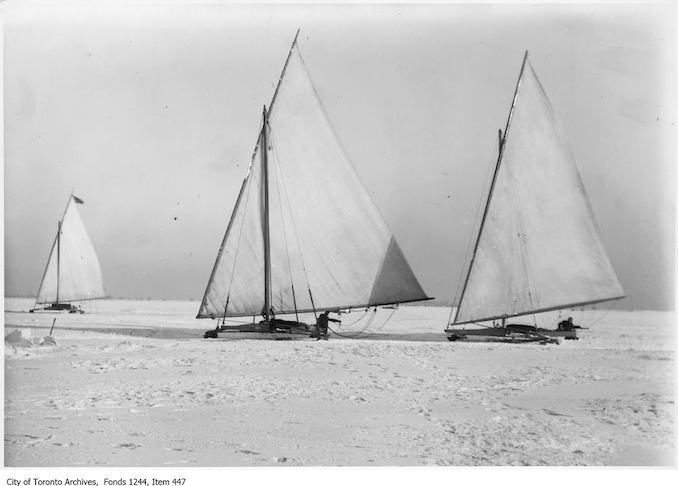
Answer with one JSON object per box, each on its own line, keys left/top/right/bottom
{"left": 3, "top": 1, "right": 675, "bottom": 310}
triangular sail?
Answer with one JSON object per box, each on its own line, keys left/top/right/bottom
{"left": 453, "top": 56, "right": 624, "bottom": 325}
{"left": 35, "top": 196, "right": 106, "bottom": 304}
{"left": 198, "top": 40, "right": 429, "bottom": 319}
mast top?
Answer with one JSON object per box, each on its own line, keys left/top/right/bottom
{"left": 268, "top": 29, "right": 303, "bottom": 113}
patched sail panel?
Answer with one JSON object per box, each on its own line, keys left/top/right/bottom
{"left": 454, "top": 59, "right": 624, "bottom": 324}
{"left": 198, "top": 43, "right": 428, "bottom": 318}
{"left": 36, "top": 198, "right": 106, "bottom": 304}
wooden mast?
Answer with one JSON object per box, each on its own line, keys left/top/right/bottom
{"left": 451, "top": 51, "right": 529, "bottom": 327}
{"left": 55, "top": 191, "right": 74, "bottom": 305}
{"left": 262, "top": 105, "right": 272, "bottom": 321}
{"left": 56, "top": 220, "right": 61, "bottom": 304}
{"left": 258, "top": 29, "right": 299, "bottom": 322}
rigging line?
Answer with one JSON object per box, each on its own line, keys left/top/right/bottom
{"left": 240, "top": 31, "right": 298, "bottom": 189}
{"left": 581, "top": 299, "right": 618, "bottom": 329}
{"left": 223, "top": 147, "right": 259, "bottom": 315}
{"left": 448, "top": 132, "right": 503, "bottom": 326}
{"left": 368, "top": 308, "right": 396, "bottom": 333}
{"left": 452, "top": 52, "right": 529, "bottom": 328}
{"left": 339, "top": 308, "right": 370, "bottom": 328}
{"left": 268, "top": 128, "right": 299, "bottom": 319}
{"left": 330, "top": 309, "right": 376, "bottom": 338}
{"left": 329, "top": 308, "right": 378, "bottom": 338}
{"left": 270, "top": 128, "right": 316, "bottom": 307}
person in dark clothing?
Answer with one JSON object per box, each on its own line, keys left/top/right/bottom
{"left": 557, "top": 317, "right": 580, "bottom": 331}
{"left": 316, "top": 310, "right": 340, "bottom": 338}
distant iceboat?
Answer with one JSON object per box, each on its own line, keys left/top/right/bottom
{"left": 197, "top": 31, "right": 431, "bottom": 337}
{"left": 31, "top": 193, "right": 106, "bottom": 314}
{"left": 446, "top": 52, "right": 625, "bottom": 344}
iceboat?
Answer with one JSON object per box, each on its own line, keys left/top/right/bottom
{"left": 197, "top": 31, "right": 431, "bottom": 338}
{"left": 445, "top": 52, "right": 625, "bottom": 344}
{"left": 31, "top": 193, "right": 106, "bottom": 314}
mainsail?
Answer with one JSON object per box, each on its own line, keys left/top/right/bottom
{"left": 452, "top": 53, "right": 624, "bottom": 325}
{"left": 198, "top": 33, "right": 429, "bottom": 319}
{"left": 35, "top": 195, "right": 106, "bottom": 305}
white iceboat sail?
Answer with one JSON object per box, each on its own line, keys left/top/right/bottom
{"left": 34, "top": 194, "right": 106, "bottom": 310}
{"left": 449, "top": 52, "right": 624, "bottom": 329}
{"left": 198, "top": 31, "right": 430, "bottom": 323}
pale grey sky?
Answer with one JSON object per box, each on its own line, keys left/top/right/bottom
{"left": 3, "top": 2, "right": 675, "bottom": 310}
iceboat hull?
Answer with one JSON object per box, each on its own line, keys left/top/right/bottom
{"left": 445, "top": 323, "right": 576, "bottom": 344}
{"left": 30, "top": 303, "right": 84, "bottom": 314}
{"left": 204, "top": 318, "right": 319, "bottom": 339}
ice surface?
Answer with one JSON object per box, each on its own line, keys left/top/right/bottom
{"left": 3, "top": 298, "right": 675, "bottom": 466}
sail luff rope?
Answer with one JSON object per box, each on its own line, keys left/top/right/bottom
{"left": 267, "top": 29, "right": 300, "bottom": 116}
{"left": 448, "top": 51, "right": 527, "bottom": 327}
{"left": 198, "top": 175, "right": 249, "bottom": 317}
{"left": 239, "top": 30, "right": 300, "bottom": 196}
{"left": 222, "top": 149, "right": 258, "bottom": 317}
{"left": 451, "top": 51, "right": 529, "bottom": 328}
{"left": 33, "top": 230, "right": 59, "bottom": 308}
{"left": 448, "top": 131, "right": 503, "bottom": 327}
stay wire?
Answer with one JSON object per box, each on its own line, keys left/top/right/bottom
{"left": 268, "top": 128, "right": 316, "bottom": 314}
{"left": 329, "top": 308, "right": 377, "bottom": 338}
{"left": 268, "top": 129, "right": 300, "bottom": 319}
{"left": 223, "top": 147, "right": 258, "bottom": 315}
{"left": 448, "top": 137, "right": 501, "bottom": 327}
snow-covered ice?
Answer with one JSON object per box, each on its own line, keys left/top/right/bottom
{"left": 3, "top": 298, "right": 675, "bottom": 466}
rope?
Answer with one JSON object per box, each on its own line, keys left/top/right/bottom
{"left": 367, "top": 308, "right": 397, "bottom": 332}
{"left": 268, "top": 129, "right": 316, "bottom": 315}
{"left": 338, "top": 308, "right": 371, "bottom": 328}
{"left": 268, "top": 130, "right": 299, "bottom": 319}
{"left": 329, "top": 308, "right": 378, "bottom": 338}
{"left": 328, "top": 307, "right": 398, "bottom": 339}
{"left": 579, "top": 300, "right": 619, "bottom": 329}
{"left": 448, "top": 136, "right": 503, "bottom": 326}
{"left": 222, "top": 148, "right": 258, "bottom": 315}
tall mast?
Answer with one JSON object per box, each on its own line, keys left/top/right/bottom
{"left": 452, "top": 51, "right": 529, "bottom": 326}
{"left": 262, "top": 105, "right": 272, "bottom": 320}
{"left": 55, "top": 191, "right": 75, "bottom": 304}
{"left": 258, "top": 29, "right": 299, "bottom": 321}
{"left": 56, "top": 220, "right": 61, "bottom": 303}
